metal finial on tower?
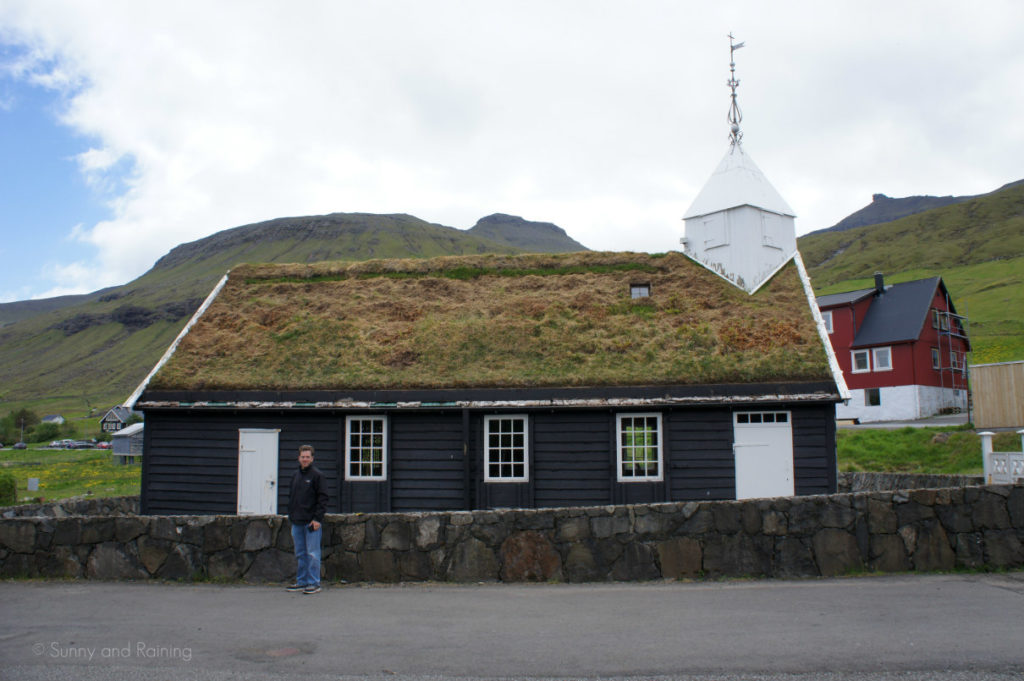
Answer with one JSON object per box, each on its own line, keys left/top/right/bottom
{"left": 727, "top": 33, "right": 745, "bottom": 147}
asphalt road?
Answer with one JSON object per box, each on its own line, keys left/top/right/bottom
{"left": 2, "top": 572, "right": 1023, "bottom": 681}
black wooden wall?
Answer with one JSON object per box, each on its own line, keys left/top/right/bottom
{"left": 140, "top": 403, "right": 837, "bottom": 515}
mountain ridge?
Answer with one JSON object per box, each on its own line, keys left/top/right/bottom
{"left": 804, "top": 179, "right": 1024, "bottom": 235}
{"left": 2, "top": 182, "right": 1022, "bottom": 420}
{"left": 0, "top": 212, "right": 587, "bottom": 412}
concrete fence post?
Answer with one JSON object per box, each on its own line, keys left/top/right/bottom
{"left": 979, "top": 432, "right": 994, "bottom": 483}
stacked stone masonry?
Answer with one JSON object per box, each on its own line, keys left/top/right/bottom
{"left": 1, "top": 484, "right": 1022, "bottom": 582}
{"left": 1, "top": 496, "right": 139, "bottom": 519}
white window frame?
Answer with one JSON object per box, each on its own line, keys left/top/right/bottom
{"left": 822, "top": 310, "right": 833, "bottom": 334}
{"left": 872, "top": 346, "right": 892, "bottom": 372}
{"left": 630, "top": 283, "right": 651, "bottom": 299}
{"left": 734, "top": 411, "right": 790, "bottom": 425}
{"left": 616, "top": 413, "right": 663, "bottom": 482}
{"left": 345, "top": 415, "right": 388, "bottom": 481}
{"left": 931, "top": 347, "right": 940, "bottom": 370}
{"left": 484, "top": 415, "right": 529, "bottom": 483}
{"left": 851, "top": 349, "right": 870, "bottom": 373}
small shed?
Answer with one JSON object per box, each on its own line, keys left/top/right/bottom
{"left": 101, "top": 405, "right": 139, "bottom": 433}
{"left": 111, "top": 422, "right": 144, "bottom": 464}
{"left": 970, "top": 361, "right": 1024, "bottom": 429}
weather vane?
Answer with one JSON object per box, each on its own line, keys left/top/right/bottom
{"left": 727, "top": 33, "right": 745, "bottom": 147}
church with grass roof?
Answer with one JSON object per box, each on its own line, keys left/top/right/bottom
{"left": 126, "top": 42, "right": 847, "bottom": 516}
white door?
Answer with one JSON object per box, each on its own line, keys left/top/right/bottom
{"left": 237, "top": 429, "right": 280, "bottom": 515}
{"left": 733, "top": 411, "right": 794, "bottom": 500}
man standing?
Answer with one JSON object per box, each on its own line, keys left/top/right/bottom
{"left": 287, "top": 444, "right": 328, "bottom": 594}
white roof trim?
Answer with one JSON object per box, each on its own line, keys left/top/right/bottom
{"left": 793, "top": 251, "right": 850, "bottom": 402}
{"left": 135, "top": 391, "right": 842, "bottom": 410}
{"left": 124, "top": 272, "right": 231, "bottom": 410}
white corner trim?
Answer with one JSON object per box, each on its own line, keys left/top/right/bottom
{"left": 747, "top": 249, "right": 798, "bottom": 295}
{"left": 793, "top": 251, "right": 851, "bottom": 402}
{"left": 681, "top": 249, "right": 798, "bottom": 295}
{"left": 123, "top": 272, "right": 231, "bottom": 409}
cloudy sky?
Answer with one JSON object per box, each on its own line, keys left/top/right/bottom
{"left": 1, "top": 1, "right": 1021, "bottom": 302}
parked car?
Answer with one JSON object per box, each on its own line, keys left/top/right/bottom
{"left": 71, "top": 440, "right": 94, "bottom": 449}
{"left": 13, "top": 442, "right": 27, "bottom": 449}
{"left": 59, "top": 439, "right": 77, "bottom": 449}
{"left": 49, "top": 441, "right": 63, "bottom": 448}
{"left": 96, "top": 442, "right": 112, "bottom": 450}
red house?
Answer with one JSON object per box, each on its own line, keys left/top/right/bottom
{"left": 816, "top": 274, "right": 970, "bottom": 423}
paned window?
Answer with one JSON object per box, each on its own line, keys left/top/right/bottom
{"left": 865, "top": 388, "right": 881, "bottom": 406}
{"left": 851, "top": 349, "right": 870, "bottom": 373}
{"left": 822, "top": 310, "right": 833, "bottom": 334}
{"left": 735, "top": 411, "right": 789, "bottom": 424}
{"left": 931, "top": 348, "right": 940, "bottom": 369}
{"left": 630, "top": 283, "right": 651, "bottom": 299}
{"left": 616, "top": 413, "right": 663, "bottom": 482}
{"left": 872, "top": 347, "right": 892, "bottom": 372}
{"left": 484, "top": 415, "right": 529, "bottom": 482}
{"left": 345, "top": 416, "right": 387, "bottom": 480}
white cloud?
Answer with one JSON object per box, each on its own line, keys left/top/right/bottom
{"left": 1, "top": 0, "right": 1023, "bottom": 298}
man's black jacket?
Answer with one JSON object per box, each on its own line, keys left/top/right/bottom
{"left": 287, "top": 464, "right": 328, "bottom": 524}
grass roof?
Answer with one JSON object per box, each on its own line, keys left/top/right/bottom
{"left": 148, "top": 251, "right": 832, "bottom": 392}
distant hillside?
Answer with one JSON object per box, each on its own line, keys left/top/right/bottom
{"left": 799, "top": 181, "right": 1024, "bottom": 364}
{"left": 806, "top": 180, "right": 1023, "bottom": 235}
{"left": 467, "top": 213, "right": 588, "bottom": 253}
{"left": 0, "top": 212, "right": 586, "bottom": 415}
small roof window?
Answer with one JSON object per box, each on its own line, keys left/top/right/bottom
{"left": 630, "top": 283, "right": 651, "bottom": 299}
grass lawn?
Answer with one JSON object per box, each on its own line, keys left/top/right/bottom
{"left": 836, "top": 427, "right": 1019, "bottom": 475}
{"left": 0, "top": 447, "right": 139, "bottom": 505}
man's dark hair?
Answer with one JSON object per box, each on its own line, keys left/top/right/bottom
{"left": 299, "top": 444, "right": 315, "bottom": 456}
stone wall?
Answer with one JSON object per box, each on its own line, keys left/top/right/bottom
{"left": 1, "top": 485, "right": 1022, "bottom": 582}
{"left": 838, "top": 472, "right": 984, "bottom": 493}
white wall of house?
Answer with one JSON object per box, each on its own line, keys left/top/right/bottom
{"left": 838, "top": 385, "right": 968, "bottom": 423}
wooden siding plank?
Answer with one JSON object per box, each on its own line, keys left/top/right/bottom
{"left": 531, "top": 412, "right": 611, "bottom": 507}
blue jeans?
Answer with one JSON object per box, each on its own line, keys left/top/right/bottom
{"left": 291, "top": 522, "right": 322, "bottom": 587}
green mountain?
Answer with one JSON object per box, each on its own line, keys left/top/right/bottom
{"left": 0, "top": 212, "right": 588, "bottom": 419}
{"left": 798, "top": 180, "right": 1024, "bottom": 364}
{"left": 805, "top": 180, "right": 1024, "bottom": 235}
{"left": 467, "top": 213, "right": 589, "bottom": 252}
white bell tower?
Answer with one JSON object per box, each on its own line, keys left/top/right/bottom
{"left": 682, "top": 36, "right": 797, "bottom": 294}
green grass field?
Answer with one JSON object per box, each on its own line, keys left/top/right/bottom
{"left": 836, "top": 427, "right": 1019, "bottom": 475}
{"left": 0, "top": 447, "right": 140, "bottom": 505}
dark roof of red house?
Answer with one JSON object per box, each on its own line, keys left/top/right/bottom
{"left": 816, "top": 288, "right": 873, "bottom": 307}
{"left": 818, "top": 276, "right": 967, "bottom": 349}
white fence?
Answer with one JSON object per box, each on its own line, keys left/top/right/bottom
{"left": 981, "top": 430, "right": 1024, "bottom": 484}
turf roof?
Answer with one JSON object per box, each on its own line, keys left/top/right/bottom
{"left": 148, "top": 251, "right": 832, "bottom": 392}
